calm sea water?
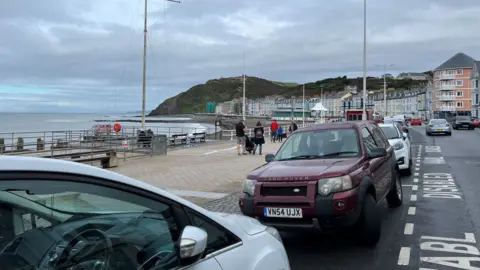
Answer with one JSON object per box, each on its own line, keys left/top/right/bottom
{"left": 0, "top": 113, "right": 215, "bottom": 135}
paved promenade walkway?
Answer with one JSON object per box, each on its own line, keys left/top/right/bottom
{"left": 110, "top": 140, "right": 282, "bottom": 204}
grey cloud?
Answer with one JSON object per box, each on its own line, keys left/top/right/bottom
{"left": 1, "top": 0, "right": 480, "bottom": 112}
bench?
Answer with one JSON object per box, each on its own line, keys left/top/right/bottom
{"left": 72, "top": 151, "right": 119, "bottom": 168}
{"left": 137, "top": 132, "right": 154, "bottom": 148}
{"left": 169, "top": 133, "right": 188, "bottom": 145}
{"left": 189, "top": 132, "right": 206, "bottom": 143}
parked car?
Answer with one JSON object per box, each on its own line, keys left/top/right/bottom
{"left": 452, "top": 115, "right": 474, "bottom": 130}
{"left": 239, "top": 121, "right": 402, "bottom": 246}
{"left": 425, "top": 119, "right": 451, "bottom": 136}
{"left": 379, "top": 123, "right": 412, "bottom": 175}
{"left": 471, "top": 117, "right": 479, "bottom": 127}
{"left": 0, "top": 156, "right": 290, "bottom": 270}
{"left": 410, "top": 118, "right": 422, "bottom": 126}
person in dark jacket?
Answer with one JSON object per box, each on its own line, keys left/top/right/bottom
{"left": 252, "top": 121, "right": 265, "bottom": 155}
{"left": 288, "top": 121, "right": 298, "bottom": 134}
{"left": 235, "top": 120, "right": 247, "bottom": 155}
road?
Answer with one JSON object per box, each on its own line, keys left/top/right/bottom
{"left": 205, "top": 126, "right": 480, "bottom": 270}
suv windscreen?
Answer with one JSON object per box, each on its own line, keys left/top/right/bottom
{"left": 274, "top": 128, "right": 361, "bottom": 160}
{"left": 379, "top": 126, "right": 400, "bottom": 139}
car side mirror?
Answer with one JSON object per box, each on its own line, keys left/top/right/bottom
{"left": 402, "top": 132, "right": 408, "bottom": 140}
{"left": 265, "top": 154, "right": 275, "bottom": 163}
{"left": 179, "top": 226, "right": 208, "bottom": 266}
{"left": 368, "top": 147, "right": 387, "bottom": 159}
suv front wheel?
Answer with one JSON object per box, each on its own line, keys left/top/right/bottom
{"left": 355, "top": 193, "right": 381, "bottom": 246}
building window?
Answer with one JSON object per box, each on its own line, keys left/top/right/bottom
{"left": 457, "top": 102, "right": 464, "bottom": 108}
{"left": 457, "top": 91, "right": 463, "bottom": 97}
{"left": 447, "top": 70, "right": 455, "bottom": 74}
{"left": 457, "top": 69, "right": 464, "bottom": 75}
{"left": 476, "top": 80, "right": 479, "bottom": 88}
{"left": 456, "top": 80, "right": 464, "bottom": 86}
{"left": 476, "top": 94, "right": 479, "bottom": 105}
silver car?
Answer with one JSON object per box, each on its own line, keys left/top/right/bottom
{"left": 425, "top": 118, "right": 452, "bottom": 136}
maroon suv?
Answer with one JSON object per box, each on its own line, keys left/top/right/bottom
{"left": 238, "top": 121, "right": 402, "bottom": 246}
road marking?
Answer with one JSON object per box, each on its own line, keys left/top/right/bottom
{"left": 420, "top": 233, "right": 480, "bottom": 269}
{"left": 203, "top": 146, "right": 237, "bottom": 155}
{"left": 414, "top": 172, "right": 419, "bottom": 176}
{"left": 423, "top": 157, "right": 446, "bottom": 164}
{"left": 398, "top": 247, "right": 411, "bottom": 265}
{"left": 425, "top": 145, "right": 442, "bottom": 153}
{"left": 413, "top": 178, "right": 419, "bottom": 183}
{"left": 412, "top": 185, "right": 418, "bottom": 191}
{"left": 415, "top": 167, "right": 420, "bottom": 171}
{"left": 411, "top": 194, "right": 417, "bottom": 201}
{"left": 423, "top": 173, "right": 462, "bottom": 199}
{"left": 408, "top": 207, "right": 416, "bottom": 215}
{"left": 404, "top": 223, "right": 414, "bottom": 235}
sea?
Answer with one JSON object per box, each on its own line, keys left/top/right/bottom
{"left": 0, "top": 113, "right": 215, "bottom": 136}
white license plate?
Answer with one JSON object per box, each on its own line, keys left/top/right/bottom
{"left": 264, "top": 207, "right": 303, "bottom": 218}
{"left": 435, "top": 129, "right": 442, "bottom": 131}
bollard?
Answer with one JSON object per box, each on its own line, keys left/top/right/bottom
{"left": 17, "top": 137, "right": 24, "bottom": 150}
{"left": 230, "top": 130, "right": 234, "bottom": 140}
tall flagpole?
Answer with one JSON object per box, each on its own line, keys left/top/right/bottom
{"left": 141, "top": 0, "right": 180, "bottom": 129}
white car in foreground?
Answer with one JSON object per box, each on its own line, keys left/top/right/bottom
{"left": 379, "top": 123, "right": 412, "bottom": 175}
{"left": 0, "top": 156, "right": 290, "bottom": 270}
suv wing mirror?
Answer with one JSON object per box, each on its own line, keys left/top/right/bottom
{"left": 265, "top": 154, "right": 275, "bottom": 163}
{"left": 368, "top": 147, "right": 387, "bottom": 159}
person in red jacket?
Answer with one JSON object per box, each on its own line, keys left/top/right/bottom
{"left": 270, "top": 120, "right": 279, "bottom": 142}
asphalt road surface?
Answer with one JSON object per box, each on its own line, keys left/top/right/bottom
{"left": 205, "top": 126, "right": 480, "bottom": 269}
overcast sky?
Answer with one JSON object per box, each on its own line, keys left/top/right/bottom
{"left": 1, "top": 0, "right": 479, "bottom": 113}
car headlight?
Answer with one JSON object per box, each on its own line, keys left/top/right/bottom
{"left": 317, "top": 175, "right": 352, "bottom": 196}
{"left": 243, "top": 179, "right": 256, "bottom": 196}
{"left": 266, "top": 226, "right": 283, "bottom": 244}
{"left": 393, "top": 142, "right": 404, "bottom": 150}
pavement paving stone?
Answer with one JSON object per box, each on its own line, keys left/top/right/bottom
{"left": 109, "top": 140, "right": 282, "bottom": 195}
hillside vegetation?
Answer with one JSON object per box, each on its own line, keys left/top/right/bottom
{"left": 149, "top": 74, "right": 429, "bottom": 115}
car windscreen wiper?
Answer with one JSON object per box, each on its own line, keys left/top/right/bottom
{"left": 319, "top": 151, "right": 359, "bottom": 157}
{"left": 276, "top": 155, "right": 324, "bottom": 161}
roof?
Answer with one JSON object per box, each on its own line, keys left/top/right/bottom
{"left": 434, "top": 52, "right": 476, "bottom": 71}
{"left": 0, "top": 155, "right": 208, "bottom": 213}
{"left": 300, "top": 121, "right": 370, "bottom": 132}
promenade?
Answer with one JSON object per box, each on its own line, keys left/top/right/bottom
{"left": 110, "top": 139, "right": 282, "bottom": 204}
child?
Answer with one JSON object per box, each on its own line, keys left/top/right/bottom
{"left": 277, "top": 126, "right": 284, "bottom": 142}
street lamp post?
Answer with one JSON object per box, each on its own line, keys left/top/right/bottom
{"left": 302, "top": 84, "right": 305, "bottom": 127}
{"left": 362, "top": 0, "right": 367, "bottom": 121}
{"left": 242, "top": 52, "right": 246, "bottom": 121}
{"left": 376, "top": 64, "right": 394, "bottom": 116}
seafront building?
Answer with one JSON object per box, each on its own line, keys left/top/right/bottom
{"left": 433, "top": 52, "right": 477, "bottom": 118}
{"left": 214, "top": 85, "right": 433, "bottom": 121}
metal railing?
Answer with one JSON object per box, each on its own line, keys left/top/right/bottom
{"left": 0, "top": 125, "right": 221, "bottom": 161}
{"left": 218, "top": 123, "right": 315, "bottom": 140}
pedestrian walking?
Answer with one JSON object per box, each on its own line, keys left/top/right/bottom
{"left": 270, "top": 120, "right": 279, "bottom": 142}
{"left": 277, "top": 126, "right": 284, "bottom": 142}
{"left": 288, "top": 121, "right": 298, "bottom": 135}
{"left": 253, "top": 121, "right": 265, "bottom": 155}
{"left": 235, "top": 120, "right": 247, "bottom": 155}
